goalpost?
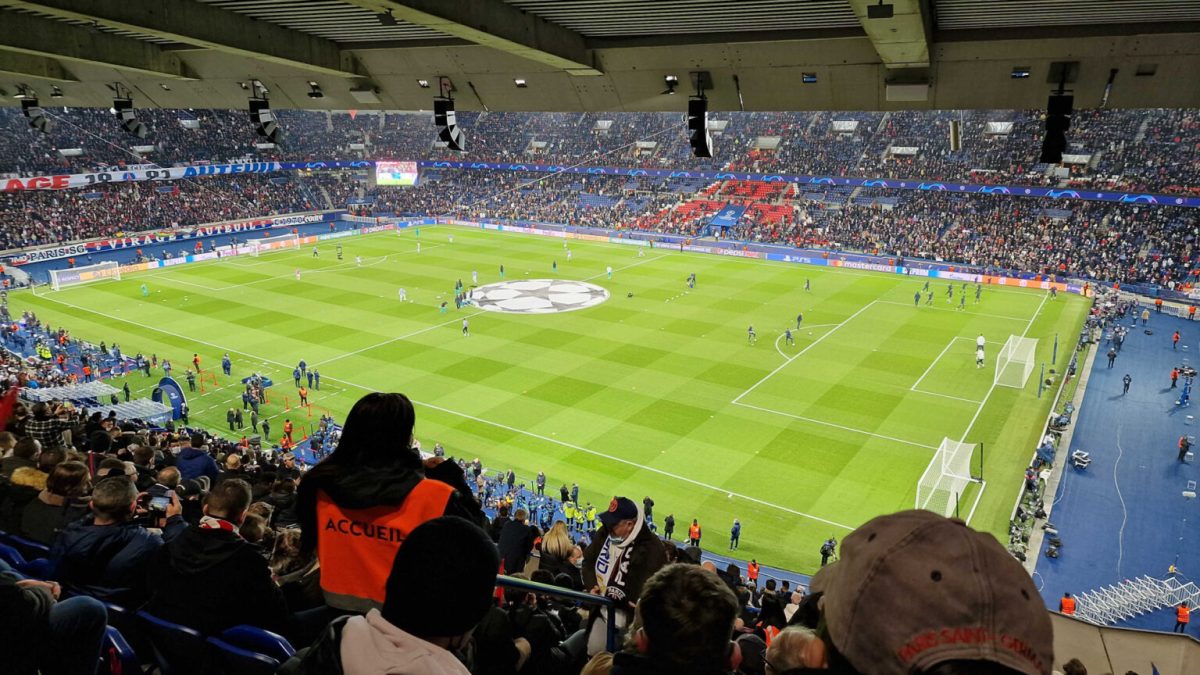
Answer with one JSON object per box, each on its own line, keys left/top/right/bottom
{"left": 995, "top": 335, "right": 1038, "bottom": 388}
{"left": 48, "top": 261, "right": 121, "bottom": 291}
{"left": 916, "top": 438, "right": 977, "bottom": 518}
{"left": 249, "top": 232, "right": 301, "bottom": 257}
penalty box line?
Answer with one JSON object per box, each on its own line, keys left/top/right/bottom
{"left": 908, "top": 336, "right": 1004, "bottom": 404}
{"left": 732, "top": 401, "right": 940, "bottom": 452}
{"left": 733, "top": 301, "right": 879, "bottom": 405}
{"left": 33, "top": 291, "right": 855, "bottom": 533}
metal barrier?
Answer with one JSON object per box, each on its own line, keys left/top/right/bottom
{"left": 495, "top": 575, "right": 618, "bottom": 652}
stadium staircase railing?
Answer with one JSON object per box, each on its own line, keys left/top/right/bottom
{"left": 495, "top": 574, "right": 618, "bottom": 651}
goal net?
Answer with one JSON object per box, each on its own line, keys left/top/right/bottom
{"left": 48, "top": 261, "right": 121, "bottom": 291}
{"left": 995, "top": 335, "right": 1038, "bottom": 388}
{"left": 249, "top": 233, "right": 300, "bottom": 257}
{"left": 916, "top": 438, "right": 976, "bottom": 517}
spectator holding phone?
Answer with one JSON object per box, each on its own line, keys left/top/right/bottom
{"left": 48, "top": 476, "right": 186, "bottom": 605}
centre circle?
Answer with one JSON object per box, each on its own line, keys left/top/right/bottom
{"left": 472, "top": 279, "right": 610, "bottom": 314}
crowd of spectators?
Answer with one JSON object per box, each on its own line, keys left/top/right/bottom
{"left": 354, "top": 167, "right": 1200, "bottom": 287}
{"left": 0, "top": 105, "right": 1197, "bottom": 285}
{"left": 3, "top": 106, "right": 1199, "bottom": 193}
{"left": 0, "top": 175, "right": 319, "bottom": 250}
{"left": 2, "top": 155, "right": 1195, "bottom": 286}
{"left": 0, "top": 381, "right": 1083, "bottom": 674}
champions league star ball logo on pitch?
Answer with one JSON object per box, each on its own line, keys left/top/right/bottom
{"left": 473, "top": 279, "right": 609, "bottom": 314}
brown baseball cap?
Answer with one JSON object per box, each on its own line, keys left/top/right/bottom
{"left": 811, "top": 510, "right": 1052, "bottom": 674}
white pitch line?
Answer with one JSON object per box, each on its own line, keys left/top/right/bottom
{"left": 964, "top": 480, "right": 988, "bottom": 525}
{"left": 910, "top": 388, "right": 983, "bottom": 405}
{"left": 956, "top": 292, "right": 1049, "bottom": 444}
{"left": 774, "top": 325, "right": 838, "bottom": 361}
{"left": 641, "top": 235, "right": 1046, "bottom": 297}
{"left": 413, "top": 398, "right": 855, "bottom": 531}
{"left": 732, "top": 401, "right": 939, "bottom": 451}
{"left": 732, "top": 301, "right": 877, "bottom": 404}
{"left": 143, "top": 244, "right": 444, "bottom": 292}
{"left": 318, "top": 311, "right": 485, "bottom": 368}
{"left": 31, "top": 290, "right": 856, "bottom": 531}
{"left": 581, "top": 254, "right": 668, "bottom": 281}
{"left": 911, "top": 337, "right": 959, "bottom": 392}
{"left": 876, "top": 299, "right": 1030, "bottom": 322}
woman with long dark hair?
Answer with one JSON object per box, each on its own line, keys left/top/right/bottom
{"left": 295, "top": 392, "right": 484, "bottom": 612}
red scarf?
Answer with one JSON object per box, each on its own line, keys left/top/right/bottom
{"left": 199, "top": 515, "right": 240, "bottom": 535}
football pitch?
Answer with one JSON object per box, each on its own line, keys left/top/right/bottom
{"left": 13, "top": 225, "right": 1089, "bottom": 572}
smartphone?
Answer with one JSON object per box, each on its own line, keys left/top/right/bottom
{"left": 149, "top": 495, "right": 170, "bottom": 512}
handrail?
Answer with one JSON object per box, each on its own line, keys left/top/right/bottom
{"left": 495, "top": 575, "right": 618, "bottom": 652}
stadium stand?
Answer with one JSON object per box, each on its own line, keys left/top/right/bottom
{"left": 3, "top": 106, "right": 1199, "bottom": 193}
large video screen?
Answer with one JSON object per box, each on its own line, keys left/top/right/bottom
{"left": 375, "top": 161, "right": 419, "bottom": 187}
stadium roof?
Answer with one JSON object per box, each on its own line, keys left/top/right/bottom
{"left": 0, "top": 0, "right": 1197, "bottom": 111}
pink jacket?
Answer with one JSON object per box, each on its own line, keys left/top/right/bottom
{"left": 339, "top": 610, "right": 470, "bottom": 675}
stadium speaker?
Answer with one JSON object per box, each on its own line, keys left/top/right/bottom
{"left": 113, "top": 98, "right": 148, "bottom": 139}
{"left": 260, "top": 119, "right": 287, "bottom": 144}
{"left": 688, "top": 97, "right": 713, "bottom": 159}
{"left": 433, "top": 97, "right": 464, "bottom": 152}
{"left": 248, "top": 98, "right": 270, "bottom": 125}
{"left": 1039, "top": 94, "right": 1073, "bottom": 163}
{"left": 433, "top": 98, "right": 456, "bottom": 128}
{"left": 948, "top": 119, "right": 962, "bottom": 152}
{"left": 247, "top": 98, "right": 286, "bottom": 144}
{"left": 21, "top": 98, "right": 51, "bottom": 134}
{"left": 438, "top": 124, "right": 466, "bottom": 152}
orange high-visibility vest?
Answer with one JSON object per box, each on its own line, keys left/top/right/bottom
{"left": 1179, "top": 605, "right": 1191, "bottom": 624}
{"left": 689, "top": 524, "right": 701, "bottom": 540}
{"left": 748, "top": 562, "right": 760, "bottom": 581}
{"left": 1060, "top": 596, "right": 1076, "bottom": 615}
{"left": 299, "top": 387, "right": 308, "bottom": 398}
{"left": 315, "top": 482, "right": 454, "bottom": 611}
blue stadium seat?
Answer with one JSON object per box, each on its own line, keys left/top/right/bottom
{"left": 1, "top": 532, "right": 51, "bottom": 560}
{"left": 219, "top": 625, "right": 296, "bottom": 662}
{"left": 136, "top": 610, "right": 209, "bottom": 675}
{"left": 19, "top": 557, "right": 52, "bottom": 579}
{"left": 206, "top": 637, "right": 282, "bottom": 675}
{"left": 104, "top": 602, "right": 155, "bottom": 668}
{"left": 101, "top": 626, "right": 140, "bottom": 675}
{"left": 0, "top": 541, "right": 44, "bottom": 578}
{"left": 0, "top": 540, "right": 25, "bottom": 568}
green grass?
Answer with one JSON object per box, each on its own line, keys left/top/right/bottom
{"left": 12, "top": 225, "right": 1089, "bottom": 572}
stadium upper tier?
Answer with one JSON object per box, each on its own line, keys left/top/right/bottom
{"left": 2, "top": 107, "right": 1198, "bottom": 195}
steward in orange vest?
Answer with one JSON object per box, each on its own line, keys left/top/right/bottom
{"left": 1059, "top": 593, "right": 1076, "bottom": 615}
{"left": 747, "top": 560, "right": 760, "bottom": 587}
{"left": 1177, "top": 602, "right": 1191, "bottom": 633}
{"left": 295, "top": 392, "right": 485, "bottom": 612}
{"left": 688, "top": 520, "right": 702, "bottom": 546}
